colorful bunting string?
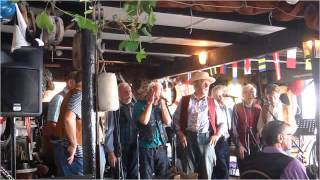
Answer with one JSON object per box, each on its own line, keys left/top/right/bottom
{"left": 272, "top": 52, "right": 281, "bottom": 80}
{"left": 286, "top": 48, "right": 297, "bottom": 69}
{"left": 244, "top": 58, "right": 251, "bottom": 75}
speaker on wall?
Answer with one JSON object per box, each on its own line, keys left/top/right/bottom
{"left": 1, "top": 47, "right": 43, "bottom": 117}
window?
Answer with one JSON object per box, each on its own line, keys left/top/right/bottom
{"left": 301, "top": 79, "right": 315, "bottom": 119}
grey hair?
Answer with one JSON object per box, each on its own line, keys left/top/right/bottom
{"left": 211, "top": 85, "right": 227, "bottom": 99}
{"left": 262, "top": 120, "right": 290, "bottom": 146}
{"left": 242, "top": 83, "right": 256, "bottom": 97}
{"left": 147, "top": 81, "right": 162, "bottom": 92}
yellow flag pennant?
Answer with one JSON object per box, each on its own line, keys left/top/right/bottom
{"left": 305, "top": 59, "right": 312, "bottom": 70}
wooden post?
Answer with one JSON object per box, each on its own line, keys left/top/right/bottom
{"left": 81, "top": 29, "right": 97, "bottom": 177}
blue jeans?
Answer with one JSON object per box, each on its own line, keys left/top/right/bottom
{"left": 60, "top": 140, "right": 84, "bottom": 176}
{"left": 52, "top": 140, "right": 64, "bottom": 176}
{"left": 180, "top": 131, "right": 216, "bottom": 179}
{"left": 139, "top": 145, "right": 169, "bottom": 179}
{"left": 213, "top": 137, "right": 230, "bottom": 179}
{"left": 99, "top": 144, "right": 106, "bottom": 179}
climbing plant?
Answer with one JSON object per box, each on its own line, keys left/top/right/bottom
{"left": 35, "top": 0, "right": 156, "bottom": 63}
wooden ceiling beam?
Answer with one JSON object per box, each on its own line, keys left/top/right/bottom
{"left": 100, "top": 1, "right": 304, "bottom": 29}
{"left": 149, "top": 27, "right": 318, "bottom": 79}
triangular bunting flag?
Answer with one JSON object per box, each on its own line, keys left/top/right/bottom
{"left": 273, "top": 52, "right": 281, "bottom": 80}
{"left": 213, "top": 67, "right": 217, "bottom": 74}
{"left": 232, "top": 62, "right": 238, "bottom": 83}
{"left": 258, "top": 58, "right": 267, "bottom": 72}
{"left": 244, "top": 59, "right": 251, "bottom": 75}
{"left": 286, "top": 48, "right": 297, "bottom": 69}
{"left": 305, "top": 59, "right": 312, "bottom": 70}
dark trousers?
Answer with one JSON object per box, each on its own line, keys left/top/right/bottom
{"left": 112, "top": 143, "right": 138, "bottom": 179}
{"left": 139, "top": 145, "right": 169, "bottom": 179}
{"left": 213, "top": 137, "right": 230, "bottom": 179}
{"left": 237, "top": 144, "right": 260, "bottom": 173}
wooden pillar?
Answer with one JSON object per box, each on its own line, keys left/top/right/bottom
{"left": 81, "top": 29, "right": 96, "bottom": 177}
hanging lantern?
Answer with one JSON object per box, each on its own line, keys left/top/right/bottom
{"left": 97, "top": 72, "right": 119, "bottom": 111}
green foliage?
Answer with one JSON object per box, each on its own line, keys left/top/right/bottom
{"left": 35, "top": 11, "right": 54, "bottom": 33}
{"left": 117, "top": 0, "right": 157, "bottom": 63}
{"left": 73, "top": 14, "right": 98, "bottom": 34}
{"left": 141, "top": 27, "right": 151, "bottom": 37}
{"left": 136, "top": 48, "right": 146, "bottom": 63}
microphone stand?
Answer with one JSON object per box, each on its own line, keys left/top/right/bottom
{"left": 238, "top": 98, "right": 262, "bottom": 154}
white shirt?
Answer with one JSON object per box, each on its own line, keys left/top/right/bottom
{"left": 214, "top": 100, "right": 232, "bottom": 139}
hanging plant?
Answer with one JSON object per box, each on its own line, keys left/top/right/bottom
{"left": 113, "top": 0, "right": 157, "bottom": 63}
{"left": 35, "top": 11, "right": 54, "bottom": 33}
{"left": 35, "top": 0, "right": 157, "bottom": 62}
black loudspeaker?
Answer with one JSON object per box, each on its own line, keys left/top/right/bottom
{"left": 1, "top": 47, "right": 43, "bottom": 117}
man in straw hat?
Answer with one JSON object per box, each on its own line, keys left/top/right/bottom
{"left": 173, "top": 71, "right": 217, "bottom": 179}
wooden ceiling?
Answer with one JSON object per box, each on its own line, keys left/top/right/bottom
{"left": 1, "top": 1, "right": 319, "bottom": 82}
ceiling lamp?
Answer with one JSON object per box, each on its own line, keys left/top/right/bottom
{"left": 285, "top": 0, "right": 299, "bottom": 5}
{"left": 199, "top": 51, "right": 208, "bottom": 65}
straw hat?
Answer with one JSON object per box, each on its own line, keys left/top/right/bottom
{"left": 191, "top": 71, "right": 216, "bottom": 84}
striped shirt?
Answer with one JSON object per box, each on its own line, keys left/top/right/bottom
{"left": 67, "top": 90, "right": 82, "bottom": 119}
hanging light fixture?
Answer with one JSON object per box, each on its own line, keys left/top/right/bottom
{"left": 285, "top": 0, "right": 299, "bottom": 5}
{"left": 199, "top": 51, "right": 208, "bottom": 65}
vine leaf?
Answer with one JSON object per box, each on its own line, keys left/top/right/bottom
{"left": 136, "top": 48, "right": 146, "bottom": 63}
{"left": 35, "top": 11, "right": 54, "bottom": 33}
{"left": 73, "top": 14, "right": 98, "bottom": 34}
{"left": 84, "top": 9, "right": 93, "bottom": 15}
{"left": 141, "top": 27, "right": 151, "bottom": 37}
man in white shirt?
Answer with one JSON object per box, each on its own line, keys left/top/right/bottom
{"left": 211, "top": 85, "right": 232, "bottom": 179}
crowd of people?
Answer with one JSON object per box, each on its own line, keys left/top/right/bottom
{"left": 41, "top": 71, "right": 309, "bottom": 179}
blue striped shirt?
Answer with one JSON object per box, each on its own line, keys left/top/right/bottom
{"left": 67, "top": 90, "right": 82, "bottom": 119}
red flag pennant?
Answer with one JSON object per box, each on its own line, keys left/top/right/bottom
{"left": 272, "top": 52, "right": 281, "bottom": 80}
{"left": 219, "top": 65, "right": 226, "bottom": 74}
{"left": 244, "top": 59, "right": 251, "bottom": 75}
{"left": 287, "top": 48, "right": 297, "bottom": 69}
